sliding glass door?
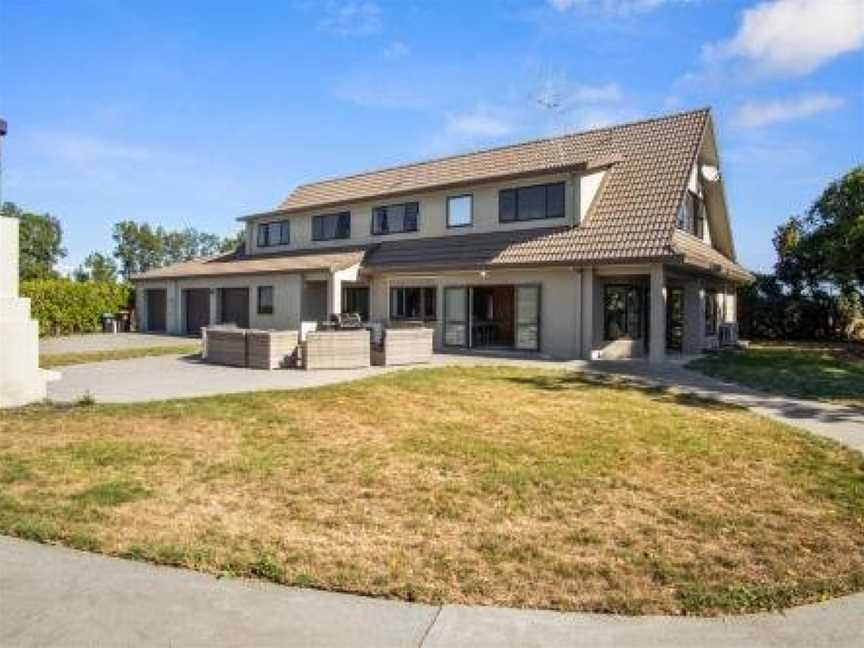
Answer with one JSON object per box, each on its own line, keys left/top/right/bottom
{"left": 514, "top": 285, "right": 540, "bottom": 351}
{"left": 443, "top": 287, "right": 468, "bottom": 347}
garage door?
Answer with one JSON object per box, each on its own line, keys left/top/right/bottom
{"left": 219, "top": 288, "right": 249, "bottom": 328}
{"left": 185, "top": 289, "right": 210, "bottom": 336}
{"left": 146, "top": 289, "right": 167, "bottom": 332}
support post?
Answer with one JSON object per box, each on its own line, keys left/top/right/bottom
{"left": 580, "top": 267, "right": 594, "bottom": 360}
{"left": 649, "top": 264, "right": 666, "bottom": 363}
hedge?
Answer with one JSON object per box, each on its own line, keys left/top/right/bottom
{"left": 20, "top": 279, "right": 134, "bottom": 337}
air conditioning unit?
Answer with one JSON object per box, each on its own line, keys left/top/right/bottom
{"left": 718, "top": 322, "right": 738, "bottom": 347}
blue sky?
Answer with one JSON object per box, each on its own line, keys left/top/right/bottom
{"left": 1, "top": 0, "right": 862, "bottom": 273}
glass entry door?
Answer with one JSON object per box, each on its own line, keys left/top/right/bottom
{"left": 514, "top": 285, "right": 540, "bottom": 351}
{"left": 443, "top": 287, "right": 468, "bottom": 347}
{"left": 666, "top": 287, "right": 684, "bottom": 352}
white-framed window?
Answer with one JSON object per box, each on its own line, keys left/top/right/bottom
{"left": 257, "top": 285, "right": 274, "bottom": 315}
{"left": 256, "top": 221, "right": 290, "bottom": 247}
{"left": 446, "top": 194, "right": 473, "bottom": 228}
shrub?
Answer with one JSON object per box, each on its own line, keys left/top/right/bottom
{"left": 20, "top": 279, "right": 133, "bottom": 337}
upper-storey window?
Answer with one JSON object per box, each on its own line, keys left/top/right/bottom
{"left": 677, "top": 191, "right": 705, "bottom": 239}
{"left": 447, "top": 194, "right": 473, "bottom": 228}
{"left": 312, "top": 211, "right": 351, "bottom": 241}
{"left": 256, "top": 220, "right": 290, "bottom": 247}
{"left": 499, "top": 182, "right": 565, "bottom": 223}
{"left": 371, "top": 202, "right": 419, "bottom": 235}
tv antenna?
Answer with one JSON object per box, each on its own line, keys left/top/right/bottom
{"left": 0, "top": 119, "right": 7, "bottom": 208}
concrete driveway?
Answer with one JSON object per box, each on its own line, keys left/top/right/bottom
{"left": 1, "top": 536, "right": 862, "bottom": 648}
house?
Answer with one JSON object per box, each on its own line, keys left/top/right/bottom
{"left": 132, "top": 107, "right": 752, "bottom": 362}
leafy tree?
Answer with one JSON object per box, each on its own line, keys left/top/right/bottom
{"left": 774, "top": 166, "right": 864, "bottom": 301}
{"left": 1, "top": 202, "right": 67, "bottom": 280}
{"left": 73, "top": 252, "right": 118, "bottom": 283}
{"left": 219, "top": 229, "right": 246, "bottom": 254}
{"left": 112, "top": 221, "right": 247, "bottom": 279}
{"left": 112, "top": 220, "right": 165, "bottom": 280}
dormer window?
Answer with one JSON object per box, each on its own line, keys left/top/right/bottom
{"left": 372, "top": 202, "right": 419, "bottom": 235}
{"left": 677, "top": 191, "right": 705, "bottom": 239}
{"left": 312, "top": 212, "right": 351, "bottom": 241}
{"left": 499, "top": 182, "right": 565, "bottom": 222}
{"left": 257, "top": 220, "right": 290, "bottom": 248}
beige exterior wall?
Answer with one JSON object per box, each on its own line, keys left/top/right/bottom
{"left": 367, "top": 267, "right": 582, "bottom": 360}
{"left": 244, "top": 169, "right": 606, "bottom": 256}
{"left": 136, "top": 273, "right": 302, "bottom": 335}
{"left": 134, "top": 262, "right": 741, "bottom": 361}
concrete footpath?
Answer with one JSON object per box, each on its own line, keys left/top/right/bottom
{"left": 1, "top": 536, "right": 862, "bottom": 648}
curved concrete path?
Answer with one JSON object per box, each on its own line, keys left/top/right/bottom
{"left": 1, "top": 536, "right": 861, "bottom": 647}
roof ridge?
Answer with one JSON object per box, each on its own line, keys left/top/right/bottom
{"left": 288, "top": 106, "right": 712, "bottom": 193}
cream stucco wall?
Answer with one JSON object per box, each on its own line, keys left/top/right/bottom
{"left": 244, "top": 169, "right": 607, "bottom": 256}
{"left": 367, "top": 267, "right": 583, "bottom": 360}
{"left": 136, "top": 273, "right": 302, "bottom": 334}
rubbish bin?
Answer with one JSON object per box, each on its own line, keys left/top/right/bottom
{"left": 101, "top": 313, "right": 117, "bottom": 334}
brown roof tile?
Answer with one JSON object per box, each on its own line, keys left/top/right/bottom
{"left": 131, "top": 247, "right": 365, "bottom": 281}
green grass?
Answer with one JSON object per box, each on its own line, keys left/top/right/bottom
{"left": 1, "top": 366, "right": 862, "bottom": 616}
{"left": 687, "top": 342, "right": 864, "bottom": 407}
{"left": 40, "top": 344, "right": 201, "bottom": 368}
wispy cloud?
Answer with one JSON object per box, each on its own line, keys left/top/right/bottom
{"left": 382, "top": 41, "right": 409, "bottom": 59}
{"left": 318, "top": 1, "right": 382, "bottom": 36}
{"left": 704, "top": 0, "right": 864, "bottom": 76}
{"left": 733, "top": 93, "right": 845, "bottom": 128}
{"left": 445, "top": 108, "right": 514, "bottom": 138}
{"left": 29, "top": 132, "right": 161, "bottom": 166}
{"left": 548, "top": 0, "right": 694, "bottom": 16}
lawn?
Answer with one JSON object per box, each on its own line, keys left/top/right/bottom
{"left": 40, "top": 344, "right": 201, "bottom": 368}
{"left": 687, "top": 342, "right": 864, "bottom": 407}
{"left": 1, "top": 366, "right": 862, "bottom": 616}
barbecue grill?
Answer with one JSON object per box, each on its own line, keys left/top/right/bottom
{"left": 329, "top": 312, "right": 364, "bottom": 329}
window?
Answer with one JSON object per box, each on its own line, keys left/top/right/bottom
{"left": 257, "top": 286, "right": 274, "bottom": 315}
{"left": 342, "top": 286, "right": 370, "bottom": 321}
{"left": 499, "top": 182, "right": 565, "bottom": 222}
{"left": 705, "top": 290, "right": 719, "bottom": 336}
{"left": 312, "top": 212, "right": 351, "bottom": 241}
{"left": 256, "top": 220, "right": 290, "bottom": 247}
{"left": 372, "top": 202, "right": 419, "bottom": 235}
{"left": 677, "top": 191, "right": 705, "bottom": 239}
{"left": 447, "top": 194, "right": 473, "bottom": 228}
{"left": 604, "top": 285, "right": 643, "bottom": 340}
{"left": 390, "top": 286, "right": 436, "bottom": 320}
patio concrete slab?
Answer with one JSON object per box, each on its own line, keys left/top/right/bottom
{"left": 47, "top": 353, "right": 404, "bottom": 403}
{"left": 39, "top": 332, "right": 194, "bottom": 355}
{"left": 1, "top": 536, "right": 862, "bottom": 648}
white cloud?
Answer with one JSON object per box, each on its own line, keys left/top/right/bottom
{"left": 704, "top": 0, "right": 864, "bottom": 76}
{"left": 445, "top": 109, "right": 513, "bottom": 138}
{"left": 568, "top": 82, "right": 622, "bottom": 103}
{"left": 29, "top": 132, "right": 161, "bottom": 166}
{"left": 733, "top": 93, "right": 845, "bottom": 128}
{"left": 382, "top": 41, "right": 409, "bottom": 59}
{"left": 318, "top": 2, "right": 382, "bottom": 36}
{"left": 549, "top": 0, "right": 693, "bottom": 16}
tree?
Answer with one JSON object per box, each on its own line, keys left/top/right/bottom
{"left": 112, "top": 220, "right": 165, "bottom": 280}
{"left": 73, "top": 252, "right": 118, "bottom": 283}
{"left": 775, "top": 166, "right": 864, "bottom": 301}
{"left": 2, "top": 202, "right": 67, "bottom": 280}
{"left": 219, "top": 229, "right": 246, "bottom": 253}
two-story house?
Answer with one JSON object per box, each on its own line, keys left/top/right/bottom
{"left": 132, "top": 108, "right": 752, "bottom": 362}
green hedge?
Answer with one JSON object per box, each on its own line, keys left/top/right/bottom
{"left": 20, "top": 279, "right": 134, "bottom": 337}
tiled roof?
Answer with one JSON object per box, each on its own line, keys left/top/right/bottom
{"left": 131, "top": 247, "right": 365, "bottom": 281}
{"left": 670, "top": 231, "right": 753, "bottom": 282}
{"left": 274, "top": 108, "right": 712, "bottom": 264}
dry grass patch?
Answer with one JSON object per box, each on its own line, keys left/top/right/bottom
{"left": 1, "top": 366, "right": 862, "bottom": 615}
{"left": 40, "top": 344, "right": 201, "bottom": 368}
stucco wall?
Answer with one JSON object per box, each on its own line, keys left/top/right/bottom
{"left": 245, "top": 169, "right": 606, "bottom": 255}
{"left": 368, "top": 268, "right": 582, "bottom": 360}
{"left": 136, "top": 273, "right": 302, "bottom": 334}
